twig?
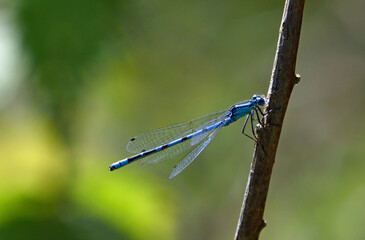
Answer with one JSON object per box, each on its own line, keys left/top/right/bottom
{"left": 234, "top": 0, "right": 305, "bottom": 239}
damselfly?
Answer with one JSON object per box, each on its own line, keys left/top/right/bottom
{"left": 109, "top": 95, "right": 266, "bottom": 179}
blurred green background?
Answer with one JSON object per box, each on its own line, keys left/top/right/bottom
{"left": 0, "top": 0, "right": 364, "bottom": 239}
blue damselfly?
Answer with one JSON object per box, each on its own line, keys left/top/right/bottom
{"left": 109, "top": 95, "right": 266, "bottom": 179}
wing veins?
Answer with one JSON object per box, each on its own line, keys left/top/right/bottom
{"left": 126, "top": 110, "right": 229, "bottom": 153}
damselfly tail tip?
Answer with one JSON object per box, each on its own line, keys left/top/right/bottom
{"left": 108, "top": 165, "right": 115, "bottom": 171}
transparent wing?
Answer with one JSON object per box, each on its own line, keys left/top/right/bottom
{"left": 138, "top": 140, "right": 193, "bottom": 165}
{"left": 168, "top": 122, "right": 224, "bottom": 179}
{"left": 190, "top": 117, "right": 223, "bottom": 146}
{"left": 138, "top": 127, "right": 216, "bottom": 166}
{"left": 126, "top": 109, "right": 229, "bottom": 153}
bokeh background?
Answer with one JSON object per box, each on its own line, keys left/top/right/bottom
{"left": 1, "top": 0, "right": 364, "bottom": 239}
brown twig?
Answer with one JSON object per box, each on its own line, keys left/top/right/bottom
{"left": 234, "top": 0, "right": 305, "bottom": 239}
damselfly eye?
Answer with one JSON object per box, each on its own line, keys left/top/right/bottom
{"left": 257, "top": 98, "right": 265, "bottom": 106}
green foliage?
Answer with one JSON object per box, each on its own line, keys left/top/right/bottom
{"left": 17, "top": 0, "right": 126, "bottom": 136}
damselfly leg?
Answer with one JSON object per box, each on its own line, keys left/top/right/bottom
{"left": 242, "top": 107, "right": 265, "bottom": 141}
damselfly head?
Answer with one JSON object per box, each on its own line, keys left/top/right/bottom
{"left": 252, "top": 95, "right": 266, "bottom": 106}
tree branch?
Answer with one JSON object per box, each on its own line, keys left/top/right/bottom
{"left": 234, "top": 0, "right": 305, "bottom": 239}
